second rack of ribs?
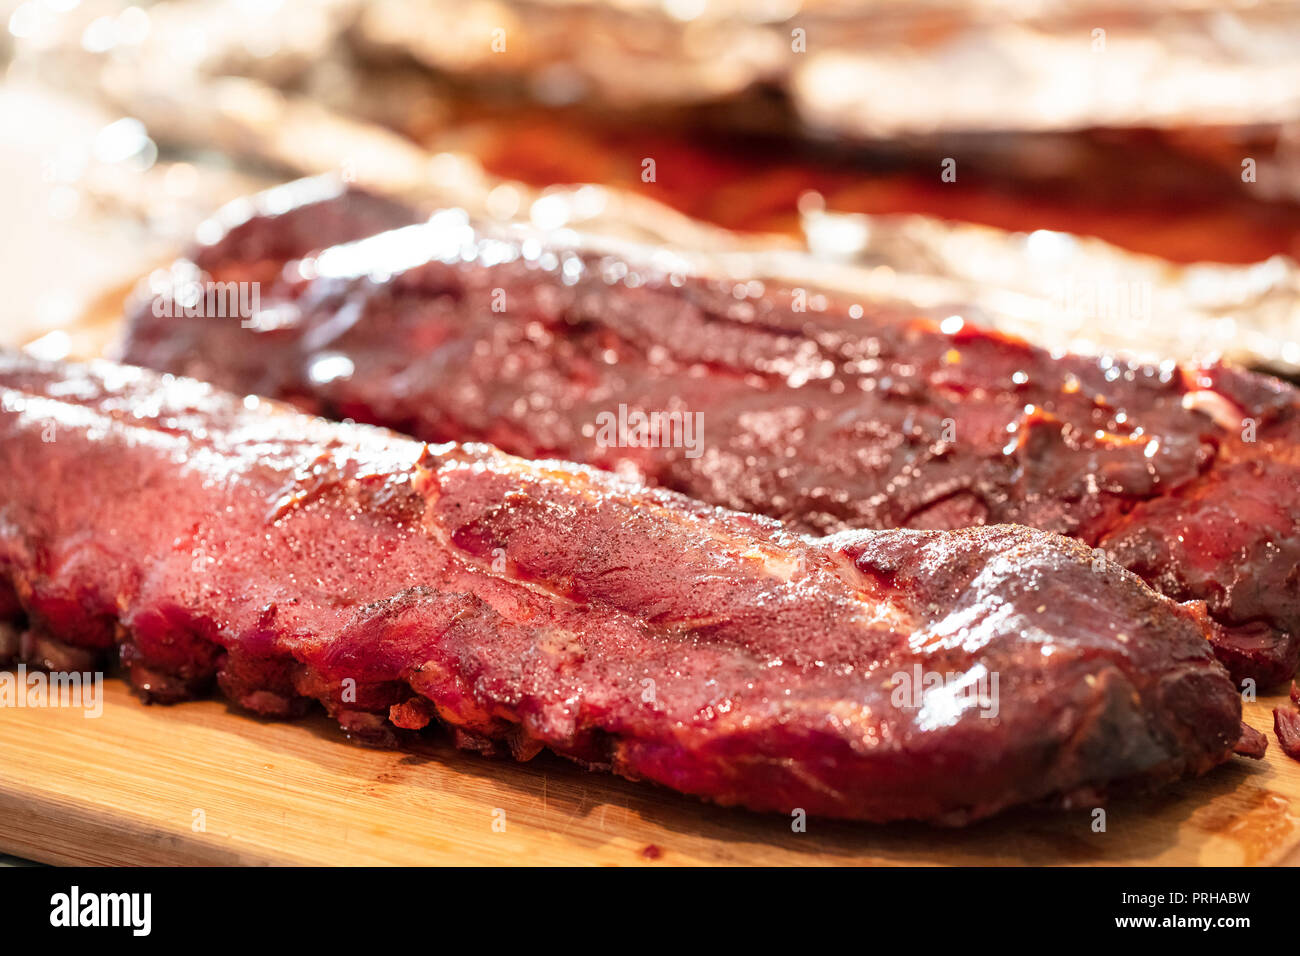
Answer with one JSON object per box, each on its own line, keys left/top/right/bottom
{"left": 120, "top": 182, "right": 1300, "bottom": 687}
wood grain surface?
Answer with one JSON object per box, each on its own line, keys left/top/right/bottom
{"left": 0, "top": 679, "right": 1296, "bottom": 866}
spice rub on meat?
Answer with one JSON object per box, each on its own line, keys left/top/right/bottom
{"left": 0, "top": 353, "right": 1243, "bottom": 822}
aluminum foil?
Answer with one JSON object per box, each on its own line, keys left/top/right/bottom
{"left": 801, "top": 206, "right": 1300, "bottom": 373}
{"left": 347, "top": 0, "right": 1300, "bottom": 137}
{"left": 792, "top": 5, "right": 1300, "bottom": 137}
{"left": 352, "top": 0, "right": 787, "bottom": 107}
{"left": 12, "top": 0, "right": 1300, "bottom": 135}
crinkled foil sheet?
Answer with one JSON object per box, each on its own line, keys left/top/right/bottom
{"left": 350, "top": 0, "right": 1300, "bottom": 135}
{"left": 800, "top": 207, "right": 1300, "bottom": 372}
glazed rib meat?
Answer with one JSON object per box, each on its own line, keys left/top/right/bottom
{"left": 0, "top": 353, "right": 1242, "bottom": 822}
{"left": 119, "top": 181, "right": 1300, "bottom": 686}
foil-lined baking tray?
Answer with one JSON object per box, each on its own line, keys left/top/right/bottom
{"left": 6, "top": 0, "right": 1300, "bottom": 374}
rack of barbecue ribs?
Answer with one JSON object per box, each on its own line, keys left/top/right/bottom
{"left": 0, "top": 353, "right": 1247, "bottom": 822}
{"left": 119, "top": 183, "right": 1300, "bottom": 689}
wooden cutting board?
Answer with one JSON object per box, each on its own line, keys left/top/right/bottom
{"left": 0, "top": 678, "right": 1297, "bottom": 866}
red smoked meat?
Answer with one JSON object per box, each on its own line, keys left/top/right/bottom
{"left": 0, "top": 353, "right": 1243, "bottom": 822}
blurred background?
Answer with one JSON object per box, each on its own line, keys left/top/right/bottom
{"left": 2, "top": 0, "right": 1299, "bottom": 370}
